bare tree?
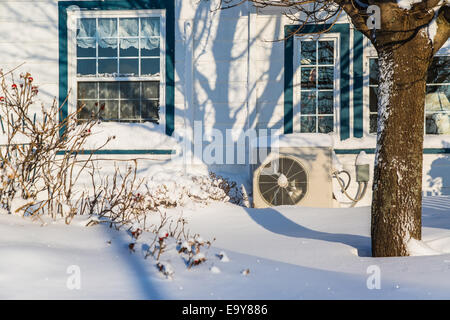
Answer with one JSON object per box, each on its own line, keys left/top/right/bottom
{"left": 216, "top": 0, "right": 450, "bottom": 256}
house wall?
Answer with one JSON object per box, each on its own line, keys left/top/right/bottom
{"left": 0, "top": 1, "right": 59, "bottom": 111}
{"left": 0, "top": 0, "right": 448, "bottom": 202}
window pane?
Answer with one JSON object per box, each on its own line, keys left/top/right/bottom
{"left": 119, "top": 59, "right": 139, "bottom": 76}
{"left": 99, "top": 82, "right": 119, "bottom": 99}
{"left": 78, "top": 82, "right": 98, "bottom": 99}
{"left": 76, "top": 15, "right": 163, "bottom": 124}
{"left": 300, "top": 41, "right": 316, "bottom": 65}
{"left": 120, "top": 100, "right": 140, "bottom": 119}
{"left": 77, "top": 18, "right": 96, "bottom": 38}
{"left": 99, "top": 100, "right": 119, "bottom": 120}
{"left": 77, "top": 81, "right": 160, "bottom": 122}
{"left": 98, "top": 18, "right": 117, "bottom": 37}
{"left": 300, "top": 91, "right": 316, "bottom": 114}
{"left": 318, "top": 41, "right": 334, "bottom": 65}
{"left": 318, "top": 91, "right": 333, "bottom": 114}
{"left": 369, "top": 87, "right": 378, "bottom": 113}
{"left": 120, "top": 38, "right": 138, "bottom": 57}
{"left": 142, "top": 81, "right": 159, "bottom": 99}
{"left": 370, "top": 114, "right": 378, "bottom": 134}
{"left": 120, "top": 82, "right": 140, "bottom": 99}
{"left": 141, "top": 17, "right": 160, "bottom": 37}
{"left": 318, "top": 67, "right": 333, "bottom": 89}
{"left": 98, "top": 59, "right": 117, "bottom": 76}
{"left": 119, "top": 18, "right": 138, "bottom": 37}
{"left": 141, "top": 58, "right": 160, "bottom": 76}
{"left": 77, "top": 59, "right": 96, "bottom": 76}
{"left": 426, "top": 85, "right": 450, "bottom": 111}
{"left": 141, "top": 38, "right": 160, "bottom": 56}
{"left": 301, "top": 67, "right": 316, "bottom": 88}
{"left": 369, "top": 59, "right": 379, "bottom": 85}
{"left": 425, "top": 113, "right": 450, "bottom": 134}
{"left": 77, "top": 38, "right": 96, "bottom": 57}
{"left": 426, "top": 113, "right": 449, "bottom": 134}
{"left": 300, "top": 116, "right": 316, "bottom": 133}
{"left": 318, "top": 116, "right": 333, "bottom": 133}
{"left": 427, "top": 56, "right": 450, "bottom": 84}
{"left": 77, "top": 100, "right": 97, "bottom": 119}
{"left": 98, "top": 38, "right": 117, "bottom": 57}
{"left": 142, "top": 100, "right": 159, "bottom": 120}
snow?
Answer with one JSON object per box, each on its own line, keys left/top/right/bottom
{"left": 218, "top": 251, "right": 230, "bottom": 262}
{"left": 374, "top": 52, "right": 395, "bottom": 171}
{"left": 1, "top": 196, "right": 450, "bottom": 299}
{"left": 426, "top": 15, "right": 438, "bottom": 44}
{"left": 82, "top": 122, "right": 179, "bottom": 150}
{"left": 355, "top": 151, "right": 371, "bottom": 166}
{"left": 376, "top": 54, "right": 394, "bottom": 137}
{"left": 210, "top": 266, "right": 221, "bottom": 274}
{"left": 397, "top": 0, "right": 423, "bottom": 10}
{"left": 407, "top": 238, "right": 442, "bottom": 256}
{"left": 192, "top": 253, "right": 206, "bottom": 262}
{"left": 332, "top": 150, "right": 343, "bottom": 172}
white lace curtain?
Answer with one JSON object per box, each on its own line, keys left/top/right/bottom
{"left": 77, "top": 18, "right": 160, "bottom": 50}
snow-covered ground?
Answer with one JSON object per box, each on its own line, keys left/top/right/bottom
{"left": 1, "top": 196, "right": 450, "bottom": 299}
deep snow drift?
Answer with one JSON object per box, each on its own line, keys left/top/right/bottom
{"left": 1, "top": 196, "right": 450, "bottom": 299}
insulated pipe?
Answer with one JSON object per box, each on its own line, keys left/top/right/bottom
{"left": 332, "top": 170, "right": 368, "bottom": 206}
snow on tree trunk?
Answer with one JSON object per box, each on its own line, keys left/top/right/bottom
{"left": 371, "top": 32, "right": 433, "bottom": 257}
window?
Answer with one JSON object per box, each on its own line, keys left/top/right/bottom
{"left": 425, "top": 57, "right": 450, "bottom": 134}
{"left": 368, "top": 58, "right": 379, "bottom": 134}
{"left": 297, "top": 39, "right": 336, "bottom": 133}
{"left": 73, "top": 14, "right": 164, "bottom": 123}
{"left": 368, "top": 56, "right": 449, "bottom": 135}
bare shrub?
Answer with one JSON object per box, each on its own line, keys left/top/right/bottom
{"left": 0, "top": 72, "right": 110, "bottom": 219}
{"left": 81, "top": 160, "right": 147, "bottom": 228}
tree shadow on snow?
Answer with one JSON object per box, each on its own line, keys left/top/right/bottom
{"left": 422, "top": 195, "right": 450, "bottom": 230}
{"left": 98, "top": 224, "right": 163, "bottom": 299}
{"left": 243, "top": 207, "right": 372, "bottom": 257}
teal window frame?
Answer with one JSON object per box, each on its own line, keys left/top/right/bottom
{"left": 58, "top": 0, "right": 175, "bottom": 140}
{"left": 353, "top": 29, "right": 364, "bottom": 138}
{"left": 284, "top": 23, "right": 350, "bottom": 140}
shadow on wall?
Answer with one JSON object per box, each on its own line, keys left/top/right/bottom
{"left": 426, "top": 142, "right": 450, "bottom": 196}
{"left": 243, "top": 206, "right": 371, "bottom": 257}
{"left": 179, "top": 0, "right": 287, "bottom": 177}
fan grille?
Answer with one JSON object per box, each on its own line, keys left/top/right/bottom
{"left": 257, "top": 156, "right": 308, "bottom": 206}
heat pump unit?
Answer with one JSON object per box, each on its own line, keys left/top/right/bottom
{"left": 252, "top": 140, "right": 334, "bottom": 208}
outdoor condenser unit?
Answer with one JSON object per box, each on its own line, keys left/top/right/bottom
{"left": 252, "top": 136, "right": 334, "bottom": 208}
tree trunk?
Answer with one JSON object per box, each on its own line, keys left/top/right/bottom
{"left": 371, "top": 33, "right": 432, "bottom": 257}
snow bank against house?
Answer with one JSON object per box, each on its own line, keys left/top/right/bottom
{"left": 82, "top": 122, "right": 179, "bottom": 150}
{"left": 79, "top": 122, "right": 247, "bottom": 207}
{"left": 141, "top": 170, "right": 246, "bottom": 208}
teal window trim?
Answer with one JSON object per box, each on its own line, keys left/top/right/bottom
{"left": 284, "top": 23, "right": 350, "bottom": 140}
{"left": 334, "top": 148, "right": 450, "bottom": 154}
{"left": 353, "top": 29, "right": 364, "bottom": 138}
{"left": 58, "top": 0, "right": 175, "bottom": 141}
